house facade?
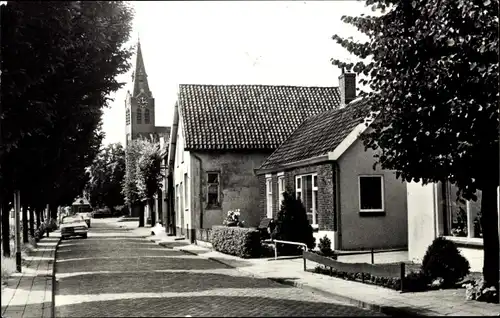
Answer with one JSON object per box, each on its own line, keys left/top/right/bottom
{"left": 407, "top": 181, "right": 500, "bottom": 272}
{"left": 256, "top": 100, "right": 408, "bottom": 251}
{"left": 166, "top": 78, "right": 353, "bottom": 242}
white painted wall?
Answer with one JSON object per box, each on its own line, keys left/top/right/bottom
{"left": 173, "top": 115, "right": 192, "bottom": 232}
{"left": 407, "top": 181, "right": 438, "bottom": 262}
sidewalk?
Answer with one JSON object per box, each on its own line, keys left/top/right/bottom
{"left": 1, "top": 232, "right": 61, "bottom": 318}
{"left": 147, "top": 235, "right": 500, "bottom": 317}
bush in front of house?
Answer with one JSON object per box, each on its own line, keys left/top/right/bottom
{"left": 421, "top": 236, "right": 470, "bottom": 288}
{"left": 271, "top": 191, "right": 315, "bottom": 255}
{"left": 403, "top": 271, "right": 428, "bottom": 292}
{"left": 317, "top": 235, "right": 336, "bottom": 258}
{"left": 211, "top": 226, "right": 261, "bottom": 258}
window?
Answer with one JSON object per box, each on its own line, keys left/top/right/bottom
{"left": 137, "top": 109, "right": 142, "bottom": 124}
{"left": 295, "top": 174, "right": 318, "bottom": 225}
{"left": 184, "top": 173, "right": 188, "bottom": 209}
{"left": 207, "top": 172, "right": 220, "bottom": 208}
{"left": 278, "top": 176, "right": 285, "bottom": 208}
{"left": 126, "top": 109, "right": 131, "bottom": 125}
{"left": 358, "top": 175, "right": 384, "bottom": 212}
{"left": 266, "top": 177, "right": 273, "bottom": 218}
{"left": 175, "top": 184, "right": 179, "bottom": 223}
{"left": 145, "top": 109, "right": 150, "bottom": 124}
{"left": 179, "top": 182, "right": 184, "bottom": 215}
{"left": 442, "top": 182, "right": 483, "bottom": 238}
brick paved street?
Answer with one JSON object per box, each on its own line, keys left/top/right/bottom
{"left": 54, "top": 219, "right": 384, "bottom": 317}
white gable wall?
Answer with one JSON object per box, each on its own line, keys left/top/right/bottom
{"left": 173, "top": 115, "right": 192, "bottom": 235}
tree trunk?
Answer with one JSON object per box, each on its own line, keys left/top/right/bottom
{"left": 40, "top": 209, "right": 44, "bottom": 223}
{"left": 149, "top": 198, "right": 156, "bottom": 226}
{"left": 28, "top": 207, "right": 34, "bottom": 237}
{"left": 22, "top": 204, "right": 28, "bottom": 243}
{"left": 480, "top": 183, "right": 499, "bottom": 303}
{"left": 50, "top": 204, "right": 58, "bottom": 220}
{"left": 1, "top": 200, "right": 10, "bottom": 257}
{"left": 138, "top": 202, "right": 145, "bottom": 227}
{"left": 36, "top": 208, "right": 41, "bottom": 229}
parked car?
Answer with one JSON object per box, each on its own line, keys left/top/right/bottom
{"left": 60, "top": 215, "right": 88, "bottom": 239}
{"left": 77, "top": 212, "right": 92, "bottom": 227}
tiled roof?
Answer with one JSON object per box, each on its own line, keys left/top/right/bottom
{"left": 259, "top": 99, "right": 371, "bottom": 170}
{"left": 178, "top": 84, "right": 341, "bottom": 150}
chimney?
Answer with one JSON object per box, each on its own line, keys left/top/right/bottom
{"left": 339, "top": 68, "right": 356, "bottom": 107}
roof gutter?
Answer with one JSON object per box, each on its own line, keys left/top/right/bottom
{"left": 254, "top": 154, "right": 330, "bottom": 175}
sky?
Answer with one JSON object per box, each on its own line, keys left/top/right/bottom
{"left": 101, "top": 0, "right": 374, "bottom": 146}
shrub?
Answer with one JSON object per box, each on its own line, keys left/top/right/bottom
{"left": 421, "top": 237, "right": 470, "bottom": 287}
{"left": 271, "top": 191, "right": 315, "bottom": 255}
{"left": 403, "top": 271, "right": 428, "bottom": 292}
{"left": 318, "top": 235, "right": 335, "bottom": 257}
{"left": 211, "top": 226, "right": 261, "bottom": 258}
{"left": 313, "top": 265, "right": 402, "bottom": 291}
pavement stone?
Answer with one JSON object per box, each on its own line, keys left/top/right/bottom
{"left": 1, "top": 233, "right": 59, "bottom": 318}
{"left": 54, "top": 219, "right": 383, "bottom": 317}
{"left": 157, "top": 238, "right": 500, "bottom": 317}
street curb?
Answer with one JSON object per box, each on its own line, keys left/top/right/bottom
{"left": 267, "top": 277, "right": 428, "bottom": 317}
{"left": 51, "top": 237, "right": 61, "bottom": 318}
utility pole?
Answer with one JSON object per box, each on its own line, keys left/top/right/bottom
{"left": 14, "top": 190, "right": 21, "bottom": 272}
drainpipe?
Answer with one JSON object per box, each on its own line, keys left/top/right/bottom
{"left": 334, "top": 161, "right": 342, "bottom": 250}
{"left": 191, "top": 153, "right": 203, "bottom": 243}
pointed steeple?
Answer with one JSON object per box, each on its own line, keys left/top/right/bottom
{"left": 132, "top": 37, "right": 151, "bottom": 97}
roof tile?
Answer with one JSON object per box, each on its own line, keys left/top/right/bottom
{"left": 179, "top": 84, "right": 341, "bottom": 150}
{"left": 259, "top": 99, "right": 370, "bottom": 170}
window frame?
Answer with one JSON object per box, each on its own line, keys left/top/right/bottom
{"left": 358, "top": 175, "right": 385, "bottom": 212}
{"left": 266, "top": 175, "right": 273, "bottom": 218}
{"left": 206, "top": 172, "right": 220, "bottom": 208}
{"left": 144, "top": 108, "right": 150, "bottom": 124}
{"left": 136, "top": 109, "right": 142, "bottom": 124}
{"left": 184, "top": 173, "right": 189, "bottom": 210}
{"left": 277, "top": 175, "right": 285, "bottom": 207}
{"left": 295, "top": 174, "right": 318, "bottom": 226}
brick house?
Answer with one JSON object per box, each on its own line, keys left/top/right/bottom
{"left": 255, "top": 99, "right": 408, "bottom": 251}
{"left": 165, "top": 78, "right": 352, "bottom": 242}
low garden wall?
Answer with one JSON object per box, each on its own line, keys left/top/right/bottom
{"left": 304, "top": 250, "right": 406, "bottom": 291}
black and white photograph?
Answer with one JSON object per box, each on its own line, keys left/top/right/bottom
{"left": 1, "top": 0, "right": 499, "bottom": 317}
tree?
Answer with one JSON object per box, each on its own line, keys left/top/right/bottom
{"left": 122, "top": 140, "right": 143, "bottom": 225}
{"left": 136, "top": 138, "right": 164, "bottom": 227}
{"left": 86, "top": 143, "right": 126, "bottom": 210}
{"left": 1, "top": 1, "right": 134, "bottom": 247}
{"left": 331, "top": 0, "right": 499, "bottom": 301}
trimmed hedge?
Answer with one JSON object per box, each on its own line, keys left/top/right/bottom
{"left": 211, "top": 226, "right": 261, "bottom": 258}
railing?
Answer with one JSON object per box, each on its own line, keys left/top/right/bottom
{"left": 269, "top": 239, "right": 308, "bottom": 261}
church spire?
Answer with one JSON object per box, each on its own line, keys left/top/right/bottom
{"left": 132, "top": 37, "right": 151, "bottom": 97}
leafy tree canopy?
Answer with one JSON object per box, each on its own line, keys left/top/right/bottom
{"left": 331, "top": 0, "right": 498, "bottom": 298}
{"left": 1, "top": 1, "right": 134, "bottom": 210}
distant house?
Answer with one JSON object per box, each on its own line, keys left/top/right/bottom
{"left": 166, "top": 74, "right": 355, "bottom": 242}
{"left": 255, "top": 100, "right": 408, "bottom": 251}
{"left": 407, "top": 181, "right": 500, "bottom": 272}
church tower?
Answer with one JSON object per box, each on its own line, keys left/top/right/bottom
{"left": 125, "top": 39, "right": 156, "bottom": 147}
